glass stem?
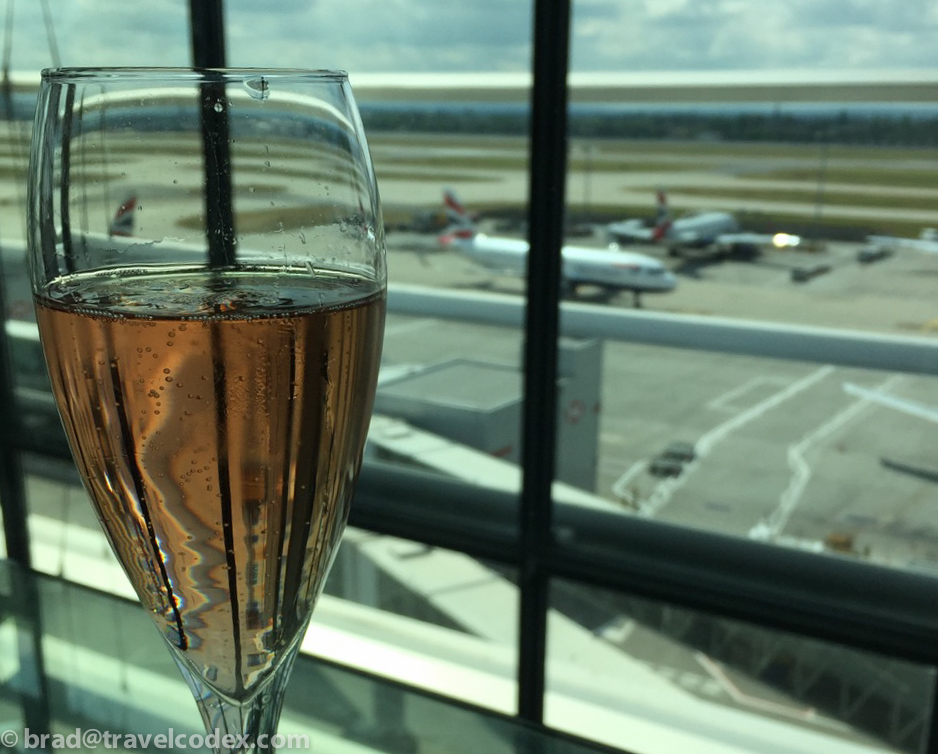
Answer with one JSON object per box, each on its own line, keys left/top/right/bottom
{"left": 173, "top": 648, "right": 299, "bottom": 754}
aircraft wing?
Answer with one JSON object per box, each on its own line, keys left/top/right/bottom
{"left": 715, "top": 232, "right": 801, "bottom": 249}
{"left": 844, "top": 382, "right": 938, "bottom": 424}
{"left": 867, "top": 234, "right": 938, "bottom": 254}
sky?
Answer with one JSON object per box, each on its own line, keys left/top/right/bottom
{"left": 3, "top": 0, "right": 938, "bottom": 77}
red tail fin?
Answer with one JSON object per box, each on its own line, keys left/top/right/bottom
{"left": 438, "top": 226, "right": 476, "bottom": 248}
{"left": 109, "top": 195, "right": 137, "bottom": 237}
{"left": 444, "top": 188, "right": 475, "bottom": 228}
{"left": 652, "top": 189, "right": 671, "bottom": 241}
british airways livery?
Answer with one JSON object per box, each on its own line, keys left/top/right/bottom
{"left": 439, "top": 189, "right": 676, "bottom": 307}
{"left": 608, "top": 190, "right": 800, "bottom": 256}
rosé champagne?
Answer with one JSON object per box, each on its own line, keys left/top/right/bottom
{"left": 35, "top": 266, "right": 385, "bottom": 700}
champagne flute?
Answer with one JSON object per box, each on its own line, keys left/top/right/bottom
{"left": 27, "top": 68, "right": 386, "bottom": 751}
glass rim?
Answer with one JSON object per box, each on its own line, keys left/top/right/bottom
{"left": 40, "top": 67, "right": 349, "bottom": 84}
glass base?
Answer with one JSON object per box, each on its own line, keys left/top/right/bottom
{"left": 172, "top": 643, "right": 301, "bottom": 754}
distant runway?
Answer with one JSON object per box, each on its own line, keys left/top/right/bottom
{"left": 370, "top": 134, "right": 938, "bottom": 226}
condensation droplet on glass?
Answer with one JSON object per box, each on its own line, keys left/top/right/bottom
{"left": 243, "top": 77, "right": 270, "bottom": 101}
{"left": 213, "top": 101, "right": 224, "bottom": 113}
{"left": 249, "top": 186, "right": 256, "bottom": 194}
{"left": 263, "top": 160, "right": 271, "bottom": 168}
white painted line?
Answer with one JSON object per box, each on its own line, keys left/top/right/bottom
{"left": 611, "top": 460, "right": 648, "bottom": 503}
{"left": 641, "top": 366, "right": 835, "bottom": 518}
{"left": 706, "top": 376, "right": 790, "bottom": 413}
{"left": 844, "top": 381, "right": 938, "bottom": 424}
{"left": 697, "top": 366, "right": 835, "bottom": 458}
{"left": 750, "top": 374, "right": 903, "bottom": 541}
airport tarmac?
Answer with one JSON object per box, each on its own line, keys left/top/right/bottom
{"left": 381, "top": 230, "right": 938, "bottom": 574}
{"left": 386, "top": 227, "right": 938, "bottom": 335}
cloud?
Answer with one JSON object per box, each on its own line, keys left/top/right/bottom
{"left": 2, "top": 0, "right": 937, "bottom": 76}
{"left": 227, "top": 0, "right": 532, "bottom": 72}
{"left": 570, "top": 0, "right": 938, "bottom": 71}
{"left": 6, "top": 0, "right": 190, "bottom": 71}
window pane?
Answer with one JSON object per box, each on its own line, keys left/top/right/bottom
{"left": 548, "top": 579, "right": 936, "bottom": 754}
{"left": 228, "top": 4, "right": 537, "bottom": 502}
{"left": 585, "top": 344, "right": 938, "bottom": 571}
{"left": 0, "top": 0, "right": 192, "bottom": 574}
{"left": 561, "top": 0, "right": 938, "bottom": 574}
{"left": 321, "top": 528, "right": 520, "bottom": 713}
{"left": 21, "top": 452, "right": 521, "bottom": 714}
{"left": 1, "top": 561, "right": 593, "bottom": 754}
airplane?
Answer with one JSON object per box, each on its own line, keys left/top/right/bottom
{"left": 439, "top": 189, "right": 677, "bottom": 308}
{"left": 108, "top": 194, "right": 138, "bottom": 237}
{"left": 863, "top": 228, "right": 938, "bottom": 258}
{"left": 606, "top": 190, "right": 800, "bottom": 257}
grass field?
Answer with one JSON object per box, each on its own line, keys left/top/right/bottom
{"left": 3, "top": 128, "right": 935, "bottom": 241}
{"left": 368, "top": 133, "right": 938, "bottom": 239}
{"left": 658, "top": 185, "right": 938, "bottom": 212}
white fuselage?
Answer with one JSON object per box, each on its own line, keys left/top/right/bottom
{"left": 668, "top": 211, "right": 739, "bottom": 246}
{"left": 461, "top": 234, "right": 677, "bottom": 294}
{"left": 608, "top": 210, "right": 743, "bottom": 249}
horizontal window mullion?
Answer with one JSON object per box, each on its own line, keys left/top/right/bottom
{"left": 351, "top": 462, "right": 519, "bottom": 563}
{"left": 354, "top": 463, "right": 938, "bottom": 666}
{"left": 551, "top": 509, "right": 938, "bottom": 666}
{"left": 8, "top": 422, "right": 936, "bottom": 667}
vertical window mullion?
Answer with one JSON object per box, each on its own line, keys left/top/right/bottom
{"left": 0, "top": 245, "right": 29, "bottom": 565}
{"left": 518, "top": 0, "right": 571, "bottom": 724}
{"left": 927, "top": 673, "right": 938, "bottom": 754}
{"left": 188, "top": 0, "right": 227, "bottom": 68}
